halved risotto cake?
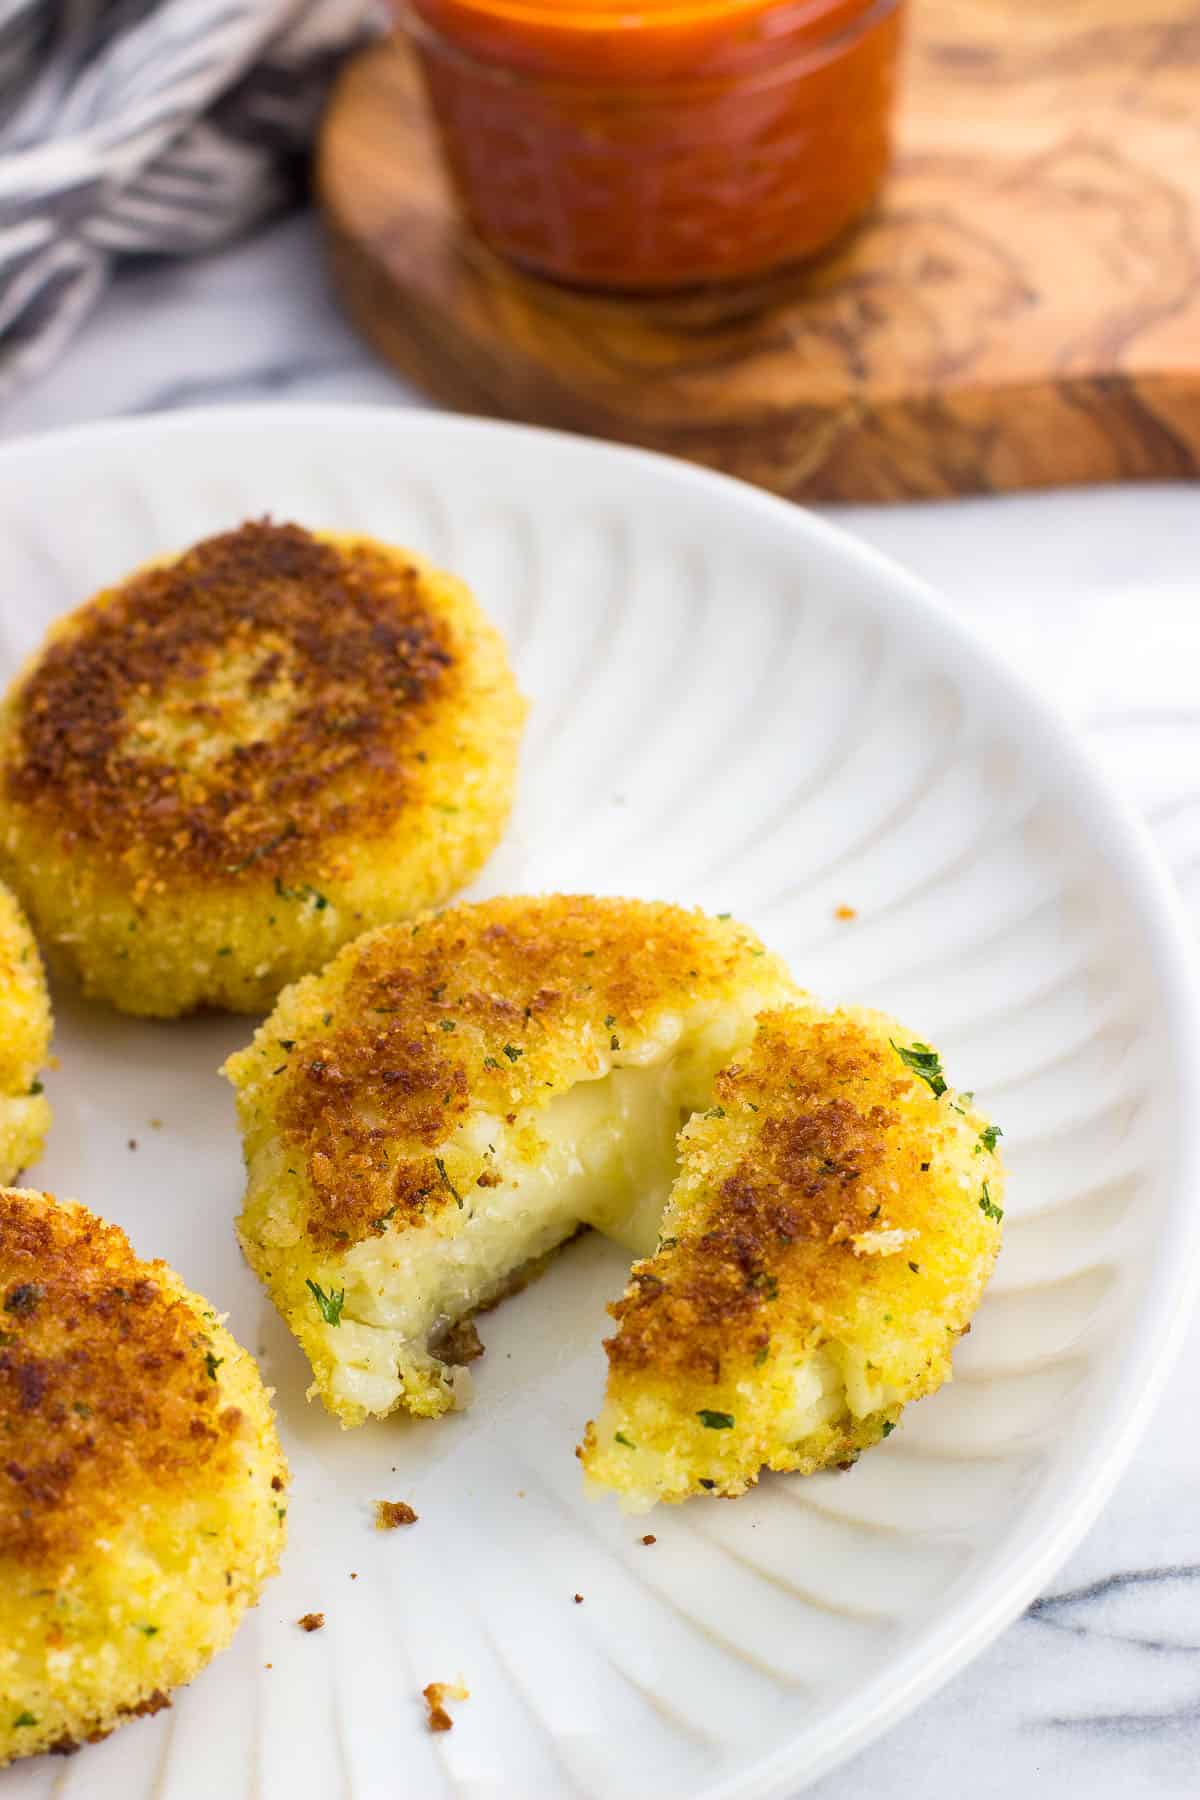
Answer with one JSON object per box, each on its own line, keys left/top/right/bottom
{"left": 225, "top": 895, "right": 1003, "bottom": 1506}
{"left": 0, "top": 1188, "right": 287, "bottom": 1765}
{"left": 0, "top": 520, "right": 525, "bottom": 1016}
{"left": 581, "top": 1003, "right": 1004, "bottom": 1507}
{"left": 0, "top": 880, "right": 51, "bottom": 1185}
{"left": 225, "top": 896, "right": 799, "bottom": 1422}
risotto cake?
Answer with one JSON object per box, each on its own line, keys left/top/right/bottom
{"left": 225, "top": 896, "right": 798, "bottom": 1423}
{"left": 224, "top": 896, "right": 1003, "bottom": 1507}
{"left": 0, "top": 520, "right": 525, "bottom": 1016}
{"left": 0, "top": 881, "right": 51, "bottom": 1186}
{"left": 0, "top": 1188, "right": 287, "bottom": 1766}
{"left": 580, "top": 1002, "right": 1004, "bottom": 1507}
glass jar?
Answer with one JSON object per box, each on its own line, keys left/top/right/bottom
{"left": 403, "top": 0, "right": 907, "bottom": 291}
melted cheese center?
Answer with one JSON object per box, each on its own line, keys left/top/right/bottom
{"left": 325, "top": 1009, "right": 751, "bottom": 1418}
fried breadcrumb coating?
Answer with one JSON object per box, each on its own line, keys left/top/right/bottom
{"left": 225, "top": 895, "right": 797, "bottom": 1424}
{"left": 581, "top": 1002, "right": 1003, "bottom": 1507}
{"left": 0, "top": 521, "right": 525, "bottom": 1016}
{"left": 0, "top": 1189, "right": 287, "bottom": 1765}
{"left": 0, "top": 881, "right": 51, "bottom": 1185}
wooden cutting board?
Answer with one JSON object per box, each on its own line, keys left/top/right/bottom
{"left": 317, "top": 4, "right": 1200, "bottom": 502}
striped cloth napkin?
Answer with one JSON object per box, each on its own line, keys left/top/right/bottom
{"left": 0, "top": 0, "right": 376, "bottom": 402}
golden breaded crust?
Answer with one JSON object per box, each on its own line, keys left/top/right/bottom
{"left": 0, "top": 521, "right": 525, "bottom": 1016}
{"left": 580, "top": 1003, "right": 1003, "bottom": 1505}
{"left": 225, "top": 896, "right": 798, "bottom": 1422}
{"left": 0, "top": 1189, "right": 287, "bottom": 1765}
{"left": 0, "top": 882, "right": 51, "bottom": 1186}
{"left": 228, "top": 894, "right": 794, "bottom": 1250}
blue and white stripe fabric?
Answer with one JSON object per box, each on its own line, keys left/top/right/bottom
{"left": 0, "top": 0, "right": 375, "bottom": 400}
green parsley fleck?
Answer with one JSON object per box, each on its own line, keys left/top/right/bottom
{"left": 273, "top": 876, "right": 329, "bottom": 910}
{"left": 753, "top": 1345, "right": 770, "bottom": 1367}
{"left": 716, "top": 912, "right": 731, "bottom": 920}
{"left": 881, "top": 1421, "right": 896, "bottom": 1438}
{"left": 977, "top": 1124, "right": 1002, "bottom": 1154}
{"left": 604, "top": 1014, "right": 616, "bottom": 1028}
{"left": 306, "top": 1279, "right": 345, "bottom": 1327}
{"left": 610, "top": 1033, "right": 620, "bottom": 1051}
{"left": 435, "top": 1157, "right": 463, "bottom": 1208}
{"left": 226, "top": 822, "right": 298, "bottom": 875}
{"left": 136, "top": 1624, "right": 159, "bottom": 1637}
{"left": 12, "top": 1712, "right": 36, "bottom": 1729}
{"left": 28, "top": 1079, "right": 43, "bottom": 1096}
{"left": 890, "top": 1040, "right": 947, "bottom": 1097}
{"left": 483, "top": 1056, "right": 501, "bottom": 1070}
{"left": 439, "top": 1019, "right": 457, "bottom": 1033}
{"left": 704, "top": 1105, "right": 725, "bottom": 1120}
{"left": 217, "top": 946, "right": 232, "bottom": 957}
{"left": 979, "top": 1182, "right": 1004, "bottom": 1223}
{"left": 204, "top": 1351, "right": 224, "bottom": 1381}
{"left": 72, "top": 1400, "right": 91, "bottom": 1417}
{"left": 697, "top": 1409, "right": 735, "bottom": 1430}
{"left": 502, "top": 1043, "right": 523, "bottom": 1062}
{"left": 908, "top": 1261, "right": 921, "bottom": 1274}
{"left": 3, "top": 1283, "right": 41, "bottom": 1317}
{"left": 614, "top": 1431, "right": 637, "bottom": 1449}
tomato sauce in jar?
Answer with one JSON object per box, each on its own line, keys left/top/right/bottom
{"left": 403, "top": 0, "right": 906, "bottom": 290}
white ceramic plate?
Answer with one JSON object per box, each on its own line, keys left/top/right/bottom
{"left": 1, "top": 408, "right": 1198, "bottom": 1800}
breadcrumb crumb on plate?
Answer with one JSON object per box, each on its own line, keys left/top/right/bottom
{"left": 0, "top": 1188, "right": 288, "bottom": 1767}
{"left": 375, "top": 1500, "right": 418, "bottom": 1529}
{"left": 0, "top": 521, "right": 525, "bottom": 1017}
{"left": 423, "top": 1679, "right": 468, "bottom": 1732}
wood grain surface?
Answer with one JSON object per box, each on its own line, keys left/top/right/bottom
{"left": 317, "top": 5, "right": 1200, "bottom": 502}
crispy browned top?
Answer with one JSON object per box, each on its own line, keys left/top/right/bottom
{"left": 0, "top": 1190, "right": 245, "bottom": 1573}
{"left": 606, "top": 1007, "right": 978, "bottom": 1382}
{"left": 3, "top": 521, "right": 457, "bottom": 879}
{"left": 249, "top": 896, "right": 792, "bottom": 1248}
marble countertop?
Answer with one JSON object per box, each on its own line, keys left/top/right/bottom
{"left": 4, "top": 212, "right": 1199, "bottom": 1799}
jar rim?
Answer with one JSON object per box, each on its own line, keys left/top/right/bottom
{"left": 406, "top": 0, "right": 902, "bottom": 85}
{"left": 415, "top": 0, "right": 841, "bottom": 30}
